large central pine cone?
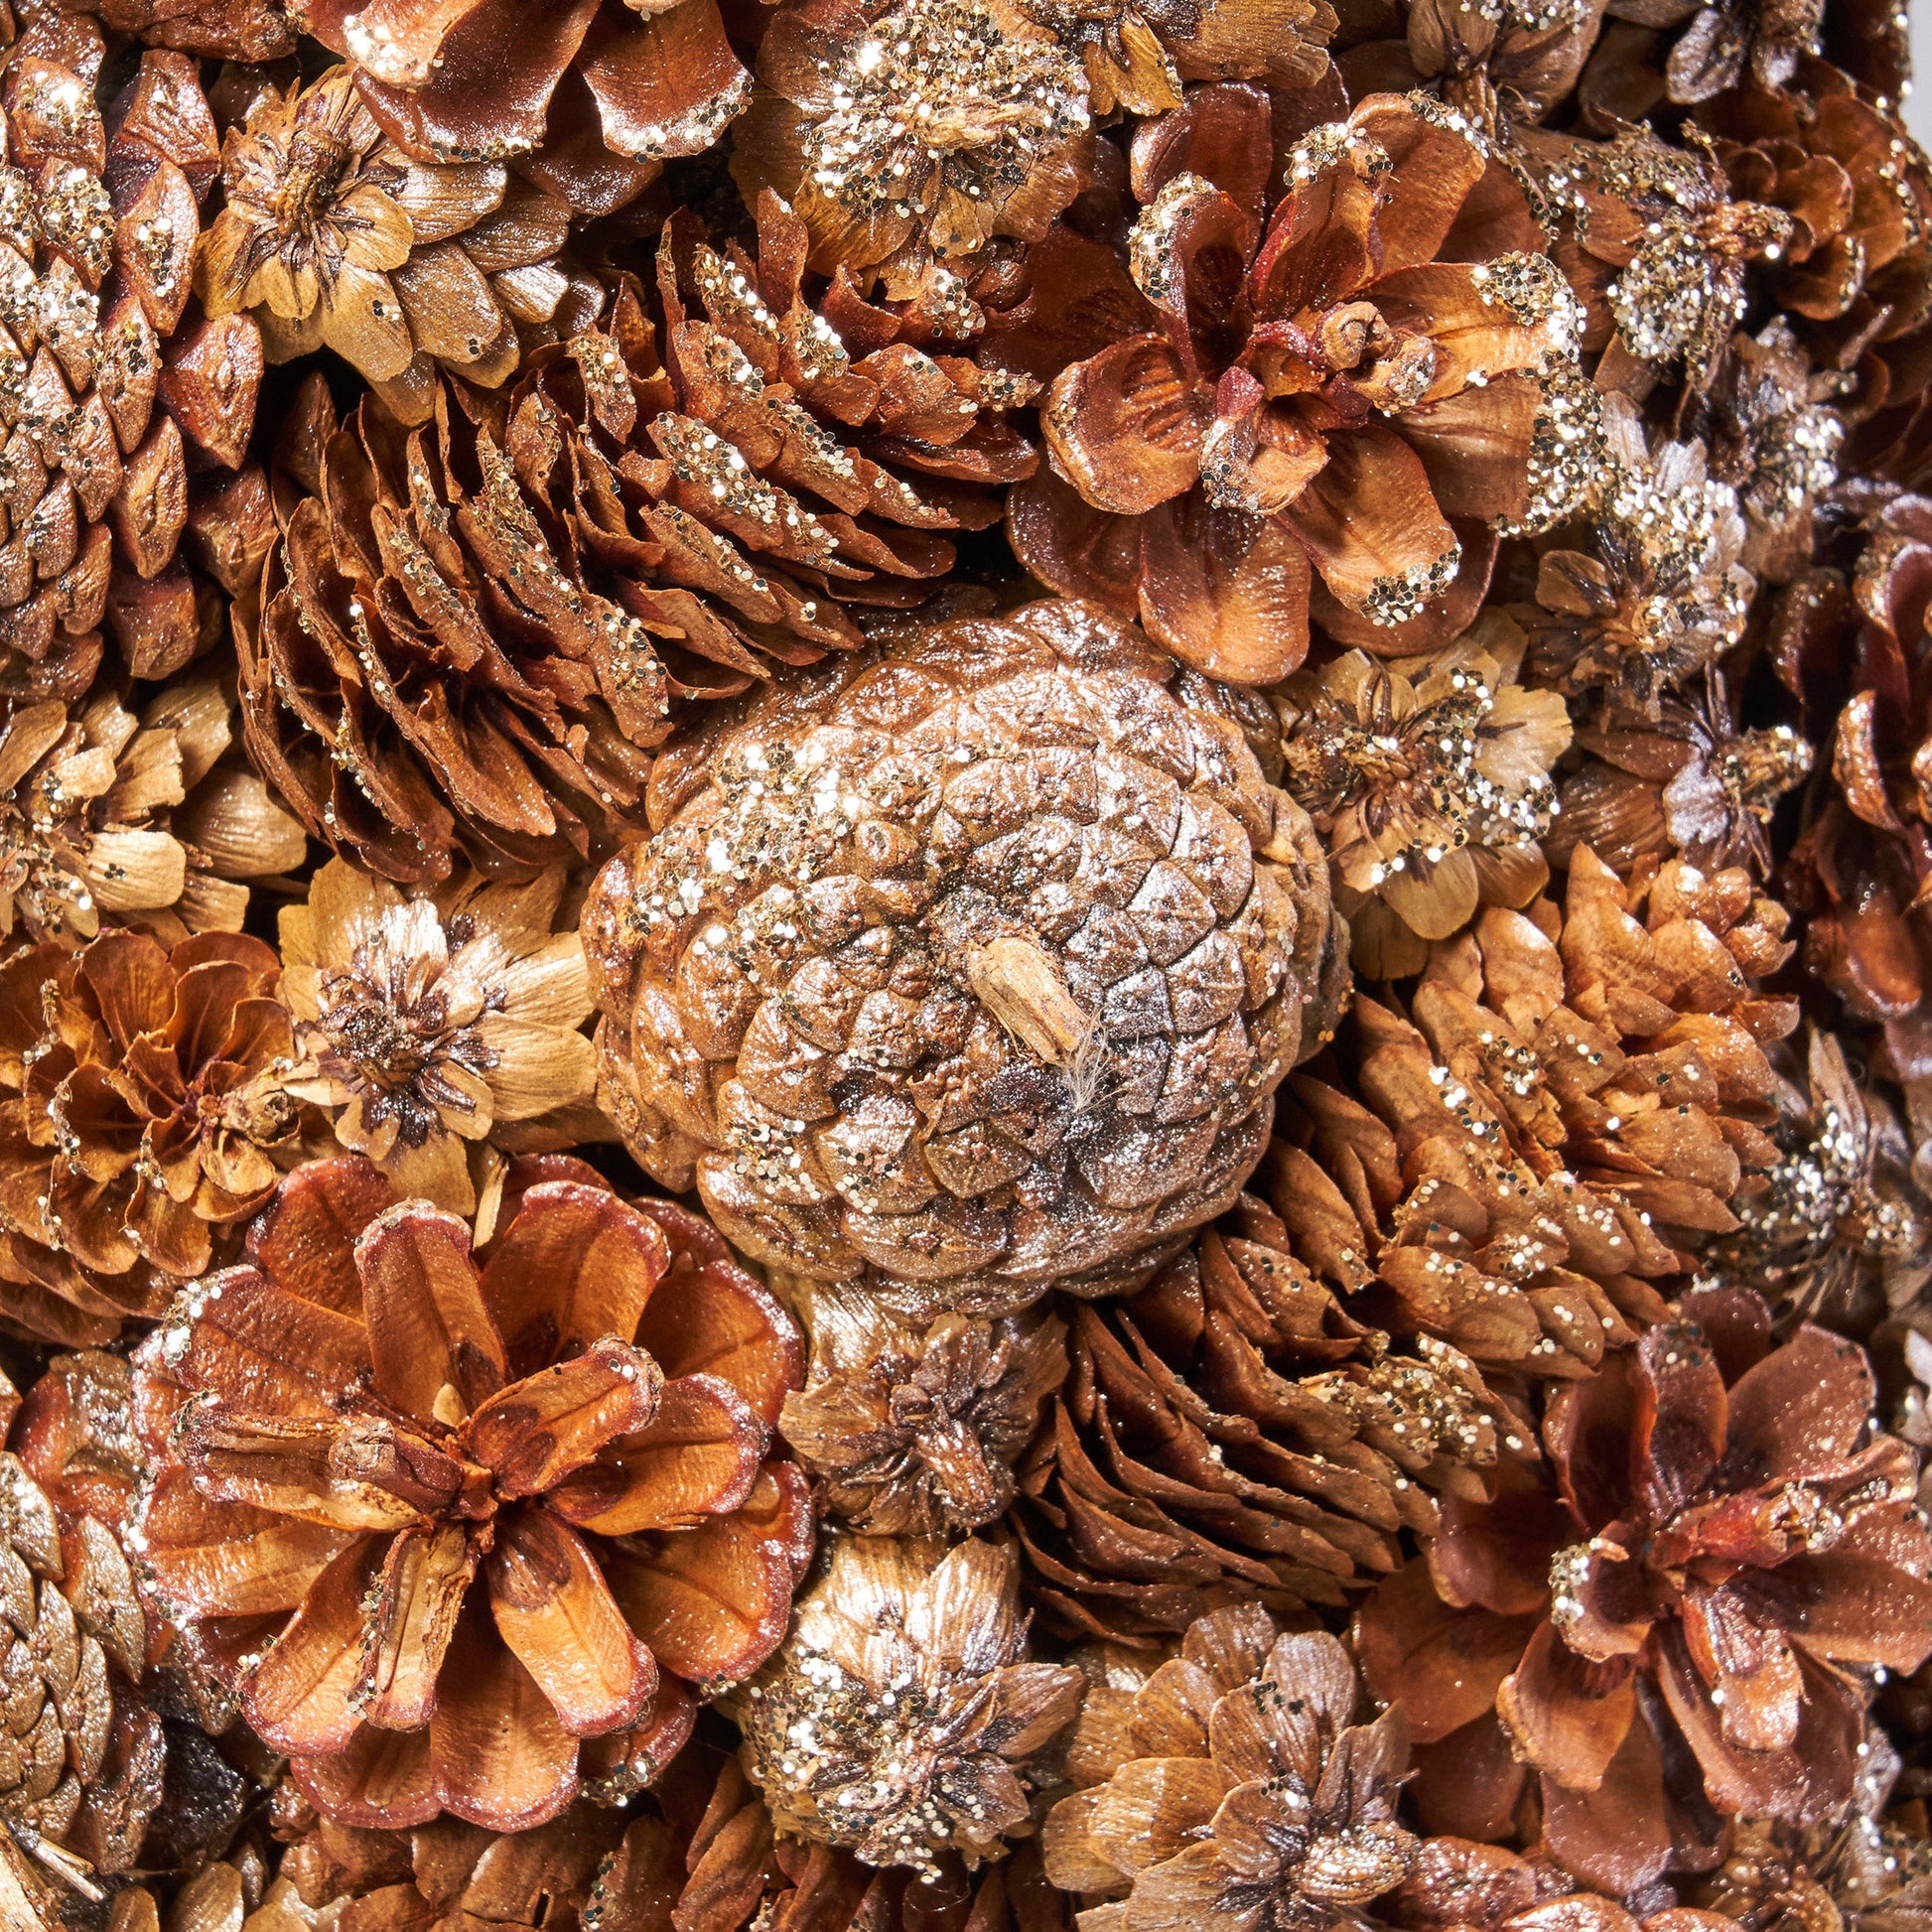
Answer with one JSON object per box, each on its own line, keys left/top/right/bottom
{"left": 584, "top": 597, "right": 1346, "bottom": 1316}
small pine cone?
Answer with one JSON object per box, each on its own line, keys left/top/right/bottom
{"left": 0, "top": 16, "right": 267, "bottom": 700}
{"left": 583, "top": 597, "right": 1343, "bottom": 1318}
{"left": 0, "top": 674, "right": 307, "bottom": 955}
{"left": 1042, "top": 1609, "right": 1417, "bottom": 1926}
{"left": 1354, "top": 1293, "right": 1932, "bottom": 1896}
{"left": 0, "top": 927, "right": 303, "bottom": 1297}
{"left": 727, "top": 1537, "right": 1083, "bottom": 1876}
{"left": 779, "top": 1288, "right": 1066, "bottom": 1536}
{"left": 1521, "top": 124, "right": 1791, "bottom": 398}
{"left": 301, "top": 0, "right": 751, "bottom": 219}
{"left": 1548, "top": 677, "right": 1812, "bottom": 881}
{"left": 196, "top": 67, "right": 600, "bottom": 424}
{"left": 129, "top": 1155, "right": 811, "bottom": 1834}
{"left": 1008, "top": 1192, "right": 1534, "bottom": 1644}
{"left": 277, "top": 857, "right": 601, "bottom": 1217}
{"left": 585, "top": 1732, "right": 1072, "bottom": 1932}
{"left": 0, "top": 1438, "right": 163, "bottom": 1905}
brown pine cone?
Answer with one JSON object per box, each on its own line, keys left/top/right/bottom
{"left": 1549, "top": 678, "right": 1814, "bottom": 881}
{"left": 779, "top": 1288, "right": 1067, "bottom": 1535}
{"left": 128, "top": 1155, "right": 811, "bottom": 1833}
{"left": 1354, "top": 1290, "right": 1932, "bottom": 1895}
{"left": 239, "top": 191, "right": 1040, "bottom": 887}
{"left": 195, "top": 66, "right": 599, "bottom": 425}
{"left": 1008, "top": 1190, "right": 1533, "bottom": 1644}
{"left": 730, "top": 0, "right": 1095, "bottom": 290}
{"left": 0, "top": 927, "right": 302, "bottom": 1334}
{"left": 1009, "top": 86, "right": 1593, "bottom": 684}
{"left": 0, "top": 676, "right": 307, "bottom": 957}
{"left": 300, "top": 0, "right": 751, "bottom": 218}
{"left": 95, "top": 3, "right": 296, "bottom": 62}
{"left": 0, "top": 1421, "right": 163, "bottom": 1910}
{"left": 727, "top": 1536, "right": 1083, "bottom": 1876}
{"left": 583, "top": 596, "right": 1344, "bottom": 1319}
{"left": 1042, "top": 1608, "right": 1417, "bottom": 1926}
{"left": 0, "top": 14, "right": 267, "bottom": 701}
{"left": 277, "top": 856, "right": 602, "bottom": 1216}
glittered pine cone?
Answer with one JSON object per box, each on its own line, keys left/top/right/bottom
{"left": 0, "top": 15, "right": 267, "bottom": 700}
{"left": 582, "top": 596, "right": 1345, "bottom": 1319}
{"left": 195, "top": 65, "right": 599, "bottom": 426}
{"left": 1042, "top": 1609, "right": 1418, "bottom": 1927}
{"left": 127, "top": 1154, "right": 812, "bottom": 1832}
{"left": 1273, "top": 849, "right": 1795, "bottom": 1381}
{"left": 779, "top": 1287, "right": 1067, "bottom": 1536}
{"left": 1008, "top": 1190, "right": 1533, "bottom": 1645}
{"left": 277, "top": 857, "right": 603, "bottom": 1217}
{"left": 0, "top": 926, "right": 302, "bottom": 1311}
{"left": 730, "top": 0, "right": 1096, "bottom": 292}
{"left": 301, "top": 0, "right": 751, "bottom": 218}
{"left": 240, "top": 197, "right": 1041, "bottom": 886}
{"left": 1010, "top": 85, "right": 1592, "bottom": 684}
{"left": 727, "top": 1535, "right": 1084, "bottom": 1876}
{"left": 1354, "top": 1290, "right": 1932, "bottom": 1896}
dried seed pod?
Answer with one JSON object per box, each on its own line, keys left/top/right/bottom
{"left": 584, "top": 597, "right": 1344, "bottom": 1319}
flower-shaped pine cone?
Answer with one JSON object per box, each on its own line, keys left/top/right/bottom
{"left": 1011, "top": 85, "right": 1590, "bottom": 684}
{"left": 128, "top": 1154, "right": 812, "bottom": 1832}
{"left": 583, "top": 596, "right": 1345, "bottom": 1318}
{"left": 1355, "top": 1293, "right": 1932, "bottom": 1896}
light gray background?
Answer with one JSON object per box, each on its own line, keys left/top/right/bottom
{"left": 1915, "top": 3, "right": 1932, "bottom": 139}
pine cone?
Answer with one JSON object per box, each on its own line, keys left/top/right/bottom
{"left": 277, "top": 856, "right": 602, "bottom": 1216}
{"left": 1273, "top": 622, "right": 1573, "bottom": 979}
{"left": 0, "top": 15, "right": 267, "bottom": 699}
{"left": 779, "top": 1289, "right": 1067, "bottom": 1535}
{"left": 0, "top": 1433, "right": 163, "bottom": 1907}
{"left": 730, "top": 0, "right": 1095, "bottom": 290}
{"left": 582, "top": 596, "right": 1344, "bottom": 1318}
{"left": 1041, "top": 1608, "right": 1417, "bottom": 1926}
{"left": 1354, "top": 1289, "right": 1932, "bottom": 1896}
{"left": 1701, "top": 1028, "right": 1931, "bottom": 1337}
{"left": 0, "top": 674, "right": 307, "bottom": 955}
{"left": 128, "top": 1154, "right": 811, "bottom": 1832}
{"left": 1009, "top": 87, "right": 1591, "bottom": 683}
{"left": 301, "top": 0, "right": 751, "bottom": 218}
{"left": 728, "top": 1536, "right": 1083, "bottom": 1875}
{"left": 1387, "top": 1836, "right": 1739, "bottom": 1932}
{"left": 1522, "top": 125, "right": 1791, "bottom": 399}
{"left": 239, "top": 194, "right": 1040, "bottom": 886}
{"left": 195, "top": 66, "right": 598, "bottom": 425}
{"left": 0, "top": 926, "right": 301, "bottom": 1302}
{"left": 1008, "top": 1190, "right": 1533, "bottom": 1645}
{"left": 1548, "top": 677, "right": 1813, "bottom": 880}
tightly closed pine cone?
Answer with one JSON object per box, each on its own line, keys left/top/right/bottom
{"left": 302, "top": 0, "right": 751, "bottom": 217}
{"left": 728, "top": 1535, "right": 1083, "bottom": 1876}
{"left": 0, "top": 926, "right": 302, "bottom": 1300}
{"left": 0, "top": 1421, "right": 163, "bottom": 1910}
{"left": 1355, "top": 1290, "right": 1932, "bottom": 1896}
{"left": 1009, "top": 1190, "right": 1532, "bottom": 1644}
{"left": 1042, "top": 1608, "right": 1417, "bottom": 1928}
{"left": 1010, "top": 85, "right": 1592, "bottom": 683}
{"left": 128, "top": 1154, "right": 811, "bottom": 1833}
{"left": 584, "top": 596, "right": 1344, "bottom": 1318}
{"left": 0, "top": 15, "right": 266, "bottom": 699}
{"left": 195, "top": 66, "right": 598, "bottom": 425}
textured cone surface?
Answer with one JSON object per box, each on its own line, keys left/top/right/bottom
{"left": 584, "top": 596, "right": 1344, "bottom": 1316}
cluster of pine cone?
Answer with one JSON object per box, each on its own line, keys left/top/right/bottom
{"left": 0, "top": 0, "right": 1926, "bottom": 1926}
